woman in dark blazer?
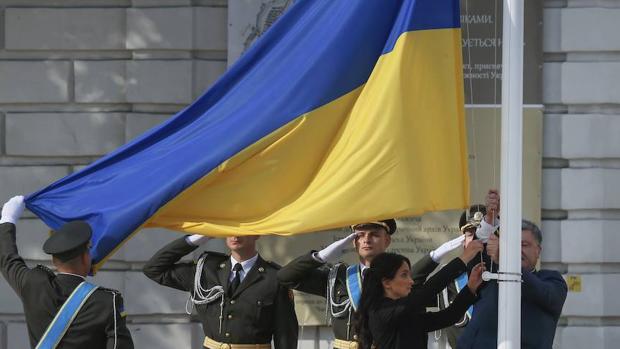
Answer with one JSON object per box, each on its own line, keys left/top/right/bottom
{"left": 355, "top": 250, "right": 484, "bottom": 349}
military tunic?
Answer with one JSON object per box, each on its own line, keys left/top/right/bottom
{"left": 276, "top": 251, "right": 439, "bottom": 341}
{"left": 143, "top": 236, "right": 298, "bottom": 349}
{"left": 435, "top": 275, "right": 469, "bottom": 347}
{"left": 0, "top": 223, "right": 133, "bottom": 349}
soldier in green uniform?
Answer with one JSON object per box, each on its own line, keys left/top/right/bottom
{"left": 435, "top": 191, "right": 500, "bottom": 347}
{"left": 277, "top": 219, "right": 468, "bottom": 349}
{"left": 143, "top": 233, "right": 298, "bottom": 349}
{"left": 0, "top": 196, "right": 134, "bottom": 349}
{"left": 434, "top": 204, "right": 487, "bottom": 348}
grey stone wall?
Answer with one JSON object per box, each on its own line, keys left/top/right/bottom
{"left": 0, "top": 1, "right": 227, "bottom": 348}
{"left": 542, "top": 1, "right": 620, "bottom": 348}
{"left": 2, "top": 0, "right": 620, "bottom": 348}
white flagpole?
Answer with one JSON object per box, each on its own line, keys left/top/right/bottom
{"left": 498, "top": 0, "right": 523, "bottom": 348}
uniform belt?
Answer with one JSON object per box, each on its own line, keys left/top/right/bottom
{"left": 333, "top": 339, "right": 377, "bottom": 349}
{"left": 203, "top": 336, "right": 271, "bottom": 349}
{"left": 333, "top": 339, "right": 359, "bottom": 349}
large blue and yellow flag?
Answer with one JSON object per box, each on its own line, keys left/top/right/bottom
{"left": 26, "top": 0, "right": 468, "bottom": 269}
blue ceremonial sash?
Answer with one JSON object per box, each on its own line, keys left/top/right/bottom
{"left": 454, "top": 272, "right": 474, "bottom": 319}
{"left": 36, "top": 281, "right": 99, "bottom": 349}
{"left": 346, "top": 265, "right": 363, "bottom": 311}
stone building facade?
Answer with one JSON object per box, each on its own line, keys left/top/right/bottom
{"left": 0, "top": 0, "right": 619, "bottom": 348}
{"left": 542, "top": 1, "right": 620, "bottom": 348}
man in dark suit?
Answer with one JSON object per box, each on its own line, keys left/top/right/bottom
{"left": 143, "top": 233, "right": 298, "bottom": 349}
{"left": 277, "top": 219, "right": 466, "bottom": 349}
{"left": 456, "top": 218, "right": 567, "bottom": 349}
{"left": 0, "top": 196, "right": 134, "bottom": 349}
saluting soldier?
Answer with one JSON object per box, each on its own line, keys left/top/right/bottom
{"left": 0, "top": 196, "right": 134, "bottom": 348}
{"left": 277, "top": 219, "right": 464, "bottom": 349}
{"left": 143, "top": 234, "right": 298, "bottom": 349}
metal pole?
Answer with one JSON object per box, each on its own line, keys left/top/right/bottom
{"left": 498, "top": 0, "right": 523, "bottom": 348}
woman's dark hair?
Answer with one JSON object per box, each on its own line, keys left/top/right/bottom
{"left": 355, "top": 252, "right": 411, "bottom": 349}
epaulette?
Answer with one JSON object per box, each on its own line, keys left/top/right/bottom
{"left": 34, "top": 264, "right": 55, "bottom": 277}
{"left": 194, "top": 250, "right": 228, "bottom": 264}
{"left": 97, "top": 287, "right": 128, "bottom": 318}
{"left": 262, "top": 260, "right": 281, "bottom": 270}
{"left": 97, "top": 286, "right": 122, "bottom": 295}
{"left": 325, "top": 261, "right": 347, "bottom": 268}
{"left": 332, "top": 262, "right": 348, "bottom": 273}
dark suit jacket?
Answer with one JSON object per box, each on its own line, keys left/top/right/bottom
{"left": 276, "top": 251, "right": 439, "bottom": 341}
{"left": 457, "top": 253, "right": 567, "bottom": 349}
{"left": 142, "top": 236, "right": 298, "bottom": 349}
{"left": 369, "top": 257, "right": 475, "bottom": 349}
{"left": 0, "top": 223, "right": 133, "bottom": 349}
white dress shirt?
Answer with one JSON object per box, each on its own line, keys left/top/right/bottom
{"left": 229, "top": 254, "right": 259, "bottom": 282}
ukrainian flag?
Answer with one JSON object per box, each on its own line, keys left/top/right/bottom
{"left": 26, "top": 0, "right": 469, "bottom": 268}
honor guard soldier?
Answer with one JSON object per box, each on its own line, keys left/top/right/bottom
{"left": 277, "top": 219, "right": 464, "bottom": 349}
{"left": 435, "top": 204, "right": 486, "bottom": 348}
{"left": 143, "top": 234, "right": 298, "bottom": 349}
{"left": 0, "top": 196, "right": 134, "bottom": 349}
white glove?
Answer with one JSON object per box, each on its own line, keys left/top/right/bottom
{"left": 185, "top": 234, "right": 212, "bottom": 246}
{"left": 430, "top": 235, "right": 465, "bottom": 262}
{"left": 0, "top": 196, "right": 25, "bottom": 224}
{"left": 476, "top": 219, "right": 499, "bottom": 243}
{"left": 314, "top": 232, "right": 358, "bottom": 263}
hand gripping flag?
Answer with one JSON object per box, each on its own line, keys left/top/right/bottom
{"left": 26, "top": 0, "right": 469, "bottom": 269}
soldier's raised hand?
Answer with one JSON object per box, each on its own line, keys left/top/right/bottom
{"left": 185, "top": 234, "right": 213, "bottom": 246}
{"left": 316, "top": 231, "right": 358, "bottom": 263}
{"left": 430, "top": 235, "right": 465, "bottom": 262}
{"left": 0, "top": 195, "right": 25, "bottom": 225}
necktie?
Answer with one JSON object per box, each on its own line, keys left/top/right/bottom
{"left": 228, "top": 263, "right": 243, "bottom": 297}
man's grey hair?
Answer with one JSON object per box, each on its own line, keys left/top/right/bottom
{"left": 522, "top": 219, "right": 542, "bottom": 246}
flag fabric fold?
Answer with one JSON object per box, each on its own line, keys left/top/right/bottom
{"left": 26, "top": 0, "right": 469, "bottom": 269}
